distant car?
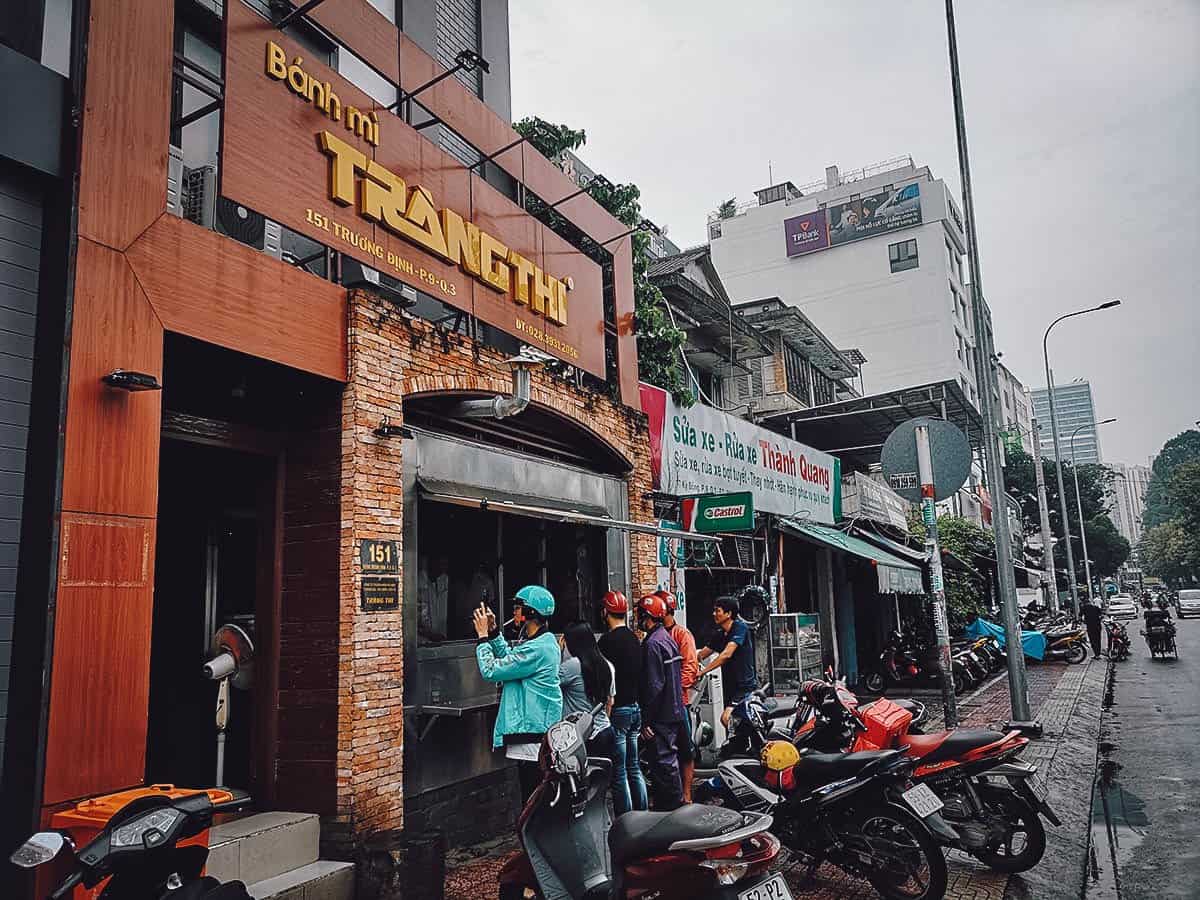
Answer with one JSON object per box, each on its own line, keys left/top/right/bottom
{"left": 1106, "top": 596, "right": 1138, "bottom": 620}
{"left": 1177, "top": 589, "right": 1200, "bottom": 619}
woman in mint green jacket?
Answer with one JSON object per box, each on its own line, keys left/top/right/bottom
{"left": 474, "top": 584, "right": 563, "bottom": 800}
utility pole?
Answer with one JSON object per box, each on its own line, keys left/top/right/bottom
{"left": 944, "top": 0, "right": 1034, "bottom": 729}
{"left": 1031, "top": 416, "right": 1059, "bottom": 612}
{"left": 917, "top": 425, "right": 958, "bottom": 727}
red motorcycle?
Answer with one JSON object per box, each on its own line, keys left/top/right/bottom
{"left": 498, "top": 706, "right": 789, "bottom": 899}
{"left": 791, "top": 680, "right": 1058, "bottom": 874}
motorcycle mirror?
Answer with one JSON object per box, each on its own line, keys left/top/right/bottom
{"left": 11, "top": 832, "right": 65, "bottom": 868}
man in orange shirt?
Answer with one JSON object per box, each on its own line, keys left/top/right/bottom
{"left": 659, "top": 590, "right": 699, "bottom": 802}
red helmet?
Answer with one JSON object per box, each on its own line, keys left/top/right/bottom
{"left": 638, "top": 593, "right": 668, "bottom": 620}
{"left": 602, "top": 590, "right": 629, "bottom": 615}
{"left": 655, "top": 590, "right": 678, "bottom": 613}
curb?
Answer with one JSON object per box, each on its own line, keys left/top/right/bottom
{"left": 1002, "top": 658, "right": 1107, "bottom": 900}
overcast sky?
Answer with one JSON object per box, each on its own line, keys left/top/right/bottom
{"left": 509, "top": 0, "right": 1200, "bottom": 466}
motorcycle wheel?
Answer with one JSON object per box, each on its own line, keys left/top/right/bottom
{"left": 1066, "top": 642, "right": 1089, "bottom": 665}
{"left": 864, "top": 670, "right": 886, "bottom": 693}
{"left": 952, "top": 669, "right": 965, "bottom": 695}
{"left": 971, "top": 789, "right": 1047, "bottom": 873}
{"left": 848, "top": 804, "right": 948, "bottom": 900}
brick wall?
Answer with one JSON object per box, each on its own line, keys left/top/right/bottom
{"left": 331, "top": 290, "right": 655, "bottom": 846}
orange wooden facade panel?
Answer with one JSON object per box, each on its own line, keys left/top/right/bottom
{"left": 126, "top": 215, "right": 348, "bottom": 382}
{"left": 62, "top": 239, "right": 165, "bottom": 517}
{"left": 78, "top": 0, "right": 173, "bottom": 250}
{"left": 43, "top": 515, "right": 157, "bottom": 804}
{"left": 222, "top": 0, "right": 382, "bottom": 265}
{"left": 306, "top": 0, "right": 401, "bottom": 84}
{"left": 612, "top": 238, "right": 641, "bottom": 410}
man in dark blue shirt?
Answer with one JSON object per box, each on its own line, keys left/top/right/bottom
{"left": 637, "top": 593, "right": 684, "bottom": 810}
{"left": 698, "top": 595, "right": 758, "bottom": 729}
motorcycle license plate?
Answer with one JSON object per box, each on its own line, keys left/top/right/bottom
{"left": 738, "top": 873, "right": 793, "bottom": 900}
{"left": 901, "top": 783, "right": 945, "bottom": 818}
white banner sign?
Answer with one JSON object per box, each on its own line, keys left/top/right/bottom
{"left": 640, "top": 384, "right": 841, "bottom": 525}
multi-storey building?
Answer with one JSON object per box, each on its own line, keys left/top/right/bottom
{"left": 1109, "top": 462, "right": 1152, "bottom": 545}
{"left": 708, "top": 158, "right": 982, "bottom": 407}
{"left": 1030, "top": 380, "right": 1104, "bottom": 464}
{"left": 997, "top": 363, "right": 1034, "bottom": 453}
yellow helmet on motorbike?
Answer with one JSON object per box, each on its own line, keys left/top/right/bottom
{"left": 761, "top": 739, "right": 801, "bottom": 772}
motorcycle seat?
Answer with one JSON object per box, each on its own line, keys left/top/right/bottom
{"left": 608, "top": 804, "right": 745, "bottom": 865}
{"left": 789, "top": 749, "right": 901, "bottom": 792}
{"left": 899, "top": 728, "right": 1008, "bottom": 765}
{"left": 766, "top": 701, "right": 798, "bottom": 720}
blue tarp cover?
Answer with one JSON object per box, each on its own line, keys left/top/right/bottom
{"left": 965, "top": 617, "right": 1048, "bottom": 661}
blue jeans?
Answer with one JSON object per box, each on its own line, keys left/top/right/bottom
{"left": 609, "top": 705, "right": 648, "bottom": 815}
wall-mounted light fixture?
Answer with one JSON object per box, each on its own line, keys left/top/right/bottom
{"left": 373, "top": 416, "right": 413, "bottom": 439}
{"left": 102, "top": 370, "right": 162, "bottom": 391}
{"left": 343, "top": 259, "right": 418, "bottom": 308}
{"left": 548, "top": 174, "right": 613, "bottom": 210}
{"left": 384, "top": 49, "right": 490, "bottom": 111}
{"left": 599, "top": 218, "right": 660, "bottom": 246}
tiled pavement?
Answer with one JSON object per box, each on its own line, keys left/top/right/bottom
{"left": 443, "top": 659, "right": 1101, "bottom": 900}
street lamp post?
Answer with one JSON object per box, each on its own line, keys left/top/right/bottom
{"left": 1042, "top": 300, "right": 1121, "bottom": 618}
{"left": 1070, "top": 418, "right": 1117, "bottom": 605}
{"left": 1029, "top": 417, "right": 1059, "bottom": 612}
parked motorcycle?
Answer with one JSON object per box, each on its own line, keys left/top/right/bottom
{"left": 499, "top": 706, "right": 790, "bottom": 899}
{"left": 1039, "top": 622, "right": 1090, "bottom": 664}
{"left": 863, "top": 632, "right": 973, "bottom": 695}
{"left": 701, "top": 737, "right": 951, "bottom": 900}
{"left": 1104, "top": 618, "right": 1131, "bottom": 662}
{"left": 10, "top": 788, "right": 252, "bottom": 900}
{"left": 790, "top": 680, "right": 1058, "bottom": 874}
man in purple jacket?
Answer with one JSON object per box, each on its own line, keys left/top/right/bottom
{"left": 637, "top": 593, "right": 684, "bottom": 810}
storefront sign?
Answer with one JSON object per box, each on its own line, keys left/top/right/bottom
{"left": 360, "top": 576, "right": 400, "bottom": 612}
{"left": 220, "top": 2, "right": 605, "bottom": 375}
{"left": 841, "top": 472, "right": 910, "bottom": 533}
{"left": 640, "top": 384, "right": 840, "bottom": 524}
{"left": 681, "top": 491, "right": 755, "bottom": 533}
{"left": 360, "top": 539, "right": 398, "bottom": 575}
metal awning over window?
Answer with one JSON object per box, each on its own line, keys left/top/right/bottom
{"left": 419, "top": 483, "right": 721, "bottom": 543}
{"left": 851, "top": 526, "right": 929, "bottom": 565}
{"left": 778, "top": 518, "right": 925, "bottom": 595}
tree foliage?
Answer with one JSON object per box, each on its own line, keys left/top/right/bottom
{"left": 715, "top": 198, "right": 738, "bottom": 219}
{"left": 511, "top": 117, "right": 585, "bottom": 161}
{"left": 1137, "top": 448, "right": 1200, "bottom": 585}
{"left": 907, "top": 511, "right": 992, "bottom": 632}
{"left": 1002, "top": 447, "right": 1128, "bottom": 582}
{"left": 1142, "top": 430, "right": 1200, "bottom": 529}
{"left": 513, "top": 116, "right": 692, "bottom": 404}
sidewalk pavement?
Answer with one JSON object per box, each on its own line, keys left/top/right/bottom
{"left": 443, "top": 658, "right": 1105, "bottom": 900}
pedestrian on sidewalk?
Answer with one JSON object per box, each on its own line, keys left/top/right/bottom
{"left": 558, "top": 621, "right": 617, "bottom": 761}
{"left": 698, "top": 596, "right": 758, "bottom": 730}
{"left": 473, "top": 585, "right": 562, "bottom": 803}
{"left": 658, "top": 590, "right": 698, "bottom": 802}
{"left": 638, "top": 593, "right": 684, "bottom": 811}
{"left": 597, "top": 590, "right": 648, "bottom": 815}
{"left": 1081, "top": 596, "right": 1104, "bottom": 658}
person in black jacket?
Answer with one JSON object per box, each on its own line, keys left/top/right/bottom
{"left": 637, "top": 593, "right": 684, "bottom": 811}
{"left": 1081, "top": 597, "right": 1104, "bottom": 658}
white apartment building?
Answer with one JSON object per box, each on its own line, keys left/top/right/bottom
{"left": 708, "top": 158, "right": 981, "bottom": 407}
{"left": 1109, "top": 462, "right": 1152, "bottom": 545}
{"left": 997, "top": 363, "right": 1035, "bottom": 453}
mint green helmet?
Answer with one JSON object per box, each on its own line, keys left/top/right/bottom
{"left": 515, "top": 585, "right": 555, "bottom": 618}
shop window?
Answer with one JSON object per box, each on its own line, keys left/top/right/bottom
{"left": 366, "top": 0, "right": 396, "bottom": 23}
{"left": 337, "top": 46, "right": 397, "bottom": 107}
{"left": 417, "top": 501, "right": 609, "bottom": 644}
{"left": 280, "top": 226, "right": 328, "bottom": 279}
{"left": 171, "top": 9, "right": 223, "bottom": 172}
{"left": 888, "top": 238, "right": 918, "bottom": 273}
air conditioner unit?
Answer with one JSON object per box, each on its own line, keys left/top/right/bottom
{"left": 183, "top": 166, "right": 217, "bottom": 229}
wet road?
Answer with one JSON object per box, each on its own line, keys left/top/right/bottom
{"left": 1087, "top": 612, "right": 1200, "bottom": 899}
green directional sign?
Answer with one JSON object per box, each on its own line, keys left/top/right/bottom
{"left": 682, "top": 491, "right": 755, "bottom": 533}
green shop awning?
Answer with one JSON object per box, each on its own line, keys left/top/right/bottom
{"left": 778, "top": 518, "right": 925, "bottom": 595}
